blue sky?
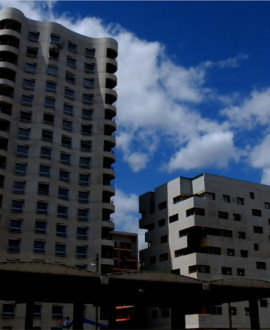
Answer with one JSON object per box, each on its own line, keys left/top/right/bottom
{"left": 2, "top": 1, "right": 270, "bottom": 248}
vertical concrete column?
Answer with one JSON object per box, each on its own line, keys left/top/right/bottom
{"left": 73, "top": 301, "right": 84, "bottom": 329}
{"left": 249, "top": 298, "right": 260, "bottom": 330}
{"left": 171, "top": 305, "right": 185, "bottom": 329}
{"left": 24, "top": 301, "right": 34, "bottom": 329}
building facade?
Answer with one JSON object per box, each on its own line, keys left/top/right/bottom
{"left": 0, "top": 7, "right": 117, "bottom": 328}
{"left": 139, "top": 173, "right": 270, "bottom": 329}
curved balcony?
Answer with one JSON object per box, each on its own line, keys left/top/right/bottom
{"left": 0, "top": 19, "right": 21, "bottom": 33}
{"left": 0, "top": 136, "right": 8, "bottom": 156}
{"left": 0, "top": 35, "right": 20, "bottom": 49}
{"left": 107, "top": 47, "right": 118, "bottom": 59}
{"left": 0, "top": 52, "right": 17, "bottom": 66}
{"left": 105, "top": 106, "right": 116, "bottom": 120}
{"left": 102, "top": 202, "right": 115, "bottom": 213}
{"left": 106, "top": 58, "right": 117, "bottom": 74}
{"left": 0, "top": 100, "right": 12, "bottom": 114}
{"left": 102, "top": 219, "right": 115, "bottom": 230}
{"left": 104, "top": 89, "right": 117, "bottom": 105}
{"left": 0, "top": 85, "right": 13, "bottom": 99}
{"left": 0, "top": 155, "right": 6, "bottom": 170}
{"left": 105, "top": 74, "right": 117, "bottom": 89}
{"left": 101, "top": 238, "right": 114, "bottom": 248}
{"left": 104, "top": 119, "right": 116, "bottom": 133}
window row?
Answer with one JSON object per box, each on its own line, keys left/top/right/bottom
{"left": 18, "top": 124, "right": 92, "bottom": 140}
{"left": 21, "top": 91, "right": 94, "bottom": 107}
{"left": 23, "top": 76, "right": 94, "bottom": 92}
{"left": 27, "top": 30, "right": 96, "bottom": 58}
{"left": 16, "top": 141, "right": 92, "bottom": 158}
{"left": 20, "top": 107, "right": 93, "bottom": 122}
{"left": 9, "top": 219, "right": 88, "bottom": 238}
{"left": 13, "top": 179, "right": 90, "bottom": 196}
{"left": 7, "top": 238, "right": 89, "bottom": 257}
{"left": 11, "top": 200, "right": 90, "bottom": 216}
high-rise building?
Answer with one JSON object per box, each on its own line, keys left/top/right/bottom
{"left": 0, "top": 7, "right": 117, "bottom": 273}
{"left": 139, "top": 173, "right": 270, "bottom": 328}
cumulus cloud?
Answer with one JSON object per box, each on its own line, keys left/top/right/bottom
{"left": 167, "top": 131, "right": 239, "bottom": 172}
{"left": 113, "top": 190, "right": 147, "bottom": 250}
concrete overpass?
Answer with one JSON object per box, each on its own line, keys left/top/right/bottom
{"left": 0, "top": 261, "right": 270, "bottom": 329}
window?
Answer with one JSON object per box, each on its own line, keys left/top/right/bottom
{"left": 63, "top": 119, "right": 72, "bottom": 131}
{"left": 186, "top": 208, "right": 205, "bottom": 217}
{"left": 59, "top": 169, "right": 69, "bottom": 182}
{"left": 2, "top": 303, "right": 15, "bottom": 318}
{"left": 83, "top": 78, "right": 94, "bottom": 88}
{"left": 20, "top": 111, "right": 32, "bottom": 122}
{"left": 238, "top": 231, "right": 246, "bottom": 239}
{"left": 173, "top": 195, "right": 182, "bottom": 204}
{"left": 43, "top": 112, "right": 54, "bottom": 125}
{"left": 62, "top": 135, "right": 72, "bottom": 148}
{"left": 58, "top": 187, "right": 69, "bottom": 200}
{"left": 80, "top": 140, "right": 91, "bottom": 151}
{"left": 80, "top": 156, "right": 91, "bottom": 168}
{"left": 64, "top": 103, "right": 73, "bottom": 115}
{"left": 24, "top": 62, "right": 36, "bottom": 73}
{"left": 256, "top": 262, "right": 266, "bottom": 270}
{"left": 64, "top": 87, "right": 75, "bottom": 100}
{"left": 159, "top": 253, "right": 168, "bottom": 262}
{"left": 254, "top": 243, "right": 259, "bottom": 251}
{"left": 57, "top": 205, "right": 68, "bottom": 218}
{"left": 85, "top": 48, "right": 95, "bottom": 57}
{"left": 253, "top": 226, "right": 263, "bottom": 234}
{"left": 265, "top": 202, "right": 270, "bottom": 209}
{"left": 159, "top": 219, "right": 165, "bottom": 227}
{"left": 223, "top": 194, "right": 230, "bottom": 203}
{"left": 218, "top": 211, "right": 229, "bottom": 219}
{"left": 237, "top": 268, "right": 245, "bottom": 276}
{"left": 250, "top": 192, "right": 255, "bottom": 199}
{"left": 16, "top": 145, "right": 29, "bottom": 157}
{"left": 78, "top": 191, "right": 89, "bottom": 203}
{"left": 169, "top": 214, "right": 178, "bottom": 223}
{"left": 77, "top": 208, "right": 89, "bottom": 221}
{"left": 68, "top": 41, "right": 77, "bottom": 53}
{"left": 61, "top": 152, "right": 70, "bottom": 165}
{"left": 11, "top": 199, "right": 24, "bottom": 212}
{"left": 56, "top": 223, "right": 67, "bottom": 237}
{"left": 18, "top": 127, "right": 30, "bottom": 139}
{"left": 35, "top": 220, "right": 47, "bottom": 234}
{"left": 44, "top": 96, "right": 55, "bottom": 108}
{"left": 252, "top": 209, "right": 262, "bottom": 217}
{"left": 77, "top": 227, "right": 88, "bottom": 239}
{"left": 23, "top": 78, "right": 35, "bottom": 90}
{"left": 79, "top": 174, "right": 90, "bottom": 185}
{"left": 52, "top": 305, "right": 63, "bottom": 319}
{"left": 46, "top": 81, "right": 57, "bottom": 92}
{"left": 26, "top": 46, "right": 38, "bottom": 57}
{"left": 49, "top": 48, "right": 59, "bottom": 60}
{"left": 38, "top": 182, "right": 49, "bottom": 195}
{"left": 82, "top": 93, "right": 93, "bottom": 104}
{"left": 82, "top": 108, "right": 93, "bottom": 120}
{"left": 8, "top": 238, "right": 21, "bottom": 253}
{"left": 36, "top": 201, "right": 48, "bottom": 214}
{"left": 40, "top": 146, "right": 52, "bottom": 159}
{"left": 55, "top": 243, "right": 66, "bottom": 256}
{"left": 33, "top": 240, "right": 45, "bottom": 254}
{"left": 33, "top": 304, "right": 42, "bottom": 319}
{"left": 160, "top": 235, "right": 168, "bottom": 243}
{"left": 233, "top": 213, "right": 241, "bottom": 221}
{"left": 47, "top": 64, "right": 58, "bottom": 76}
{"left": 84, "top": 62, "right": 95, "bottom": 73}
{"left": 76, "top": 245, "right": 87, "bottom": 258}
{"left": 15, "top": 162, "right": 27, "bottom": 175}
{"left": 50, "top": 34, "right": 61, "bottom": 45}
{"left": 66, "top": 71, "right": 75, "bottom": 84}
{"left": 189, "top": 265, "right": 210, "bottom": 274}
{"left": 222, "top": 267, "right": 232, "bottom": 275}
{"left": 240, "top": 250, "right": 248, "bottom": 258}
{"left": 39, "top": 164, "right": 50, "bottom": 177}
{"left": 81, "top": 124, "right": 92, "bottom": 135}
{"left": 67, "top": 56, "right": 76, "bottom": 68}
{"left": 237, "top": 197, "right": 244, "bottom": 205}
{"left": 9, "top": 218, "right": 22, "bottom": 232}
{"left": 42, "top": 129, "right": 53, "bottom": 142}
{"left": 209, "top": 306, "right": 222, "bottom": 315}
{"left": 158, "top": 201, "right": 167, "bottom": 210}
{"left": 21, "top": 94, "right": 33, "bottom": 106}
{"left": 13, "top": 181, "right": 25, "bottom": 193}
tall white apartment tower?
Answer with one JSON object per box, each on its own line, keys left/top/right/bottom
{"left": 0, "top": 7, "right": 117, "bottom": 274}
{"left": 139, "top": 173, "right": 270, "bottom": 328}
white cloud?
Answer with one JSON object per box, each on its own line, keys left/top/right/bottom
{"left": 113, "top": 190, "right": 147, "bottom": 250}
{"left": 167, "top": 131, "right": 238, "bottom": 172}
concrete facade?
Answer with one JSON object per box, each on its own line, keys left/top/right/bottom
{"left": 0, "top": 7, "right": 117, "bottom": 328}
{"left": 139, "top": 173, "right": 270, "bottom": 329}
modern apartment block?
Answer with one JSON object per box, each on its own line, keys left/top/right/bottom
{"left": 0, "top": 7, "right": 117, "bottom": 328}
{"left": 139, "top": 173, "right": 270, "bottom": 329}
{"left": 0, "top": 7, "right": 117, "bottom": 272}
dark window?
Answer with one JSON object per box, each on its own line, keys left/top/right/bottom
{"left": 158, "top": 201, "right": 167, "bottom": 210}
{"left": 9, "top": 218, "right": 22, "bottom": 232}
{"left": 55, "top": 243, "right": 66, "bottom": 256}
{"left": 237, "top": 268, "right": 245, "bottom": 276}
{"left": 252, "top": 209, "right": 262, "bottom": 217}
{"left": 253, "top": 226, "right": 263, "bottom": 234}
{"left": 33, "top": 240, "right": 45, "bottom": 254}
{"left": 57, "top": 205, "right": 68, "bottom": 218}
{"left": 237, "top": 197, "right": 244, "bottom": 205}
{"left": 35, "top": 220, "right": 47, "bottom": 234}
{"left": 222, "top": 267, "right": 232, "bottom": 275}
{"left": 26, "top": 46, "right": 38, "bottom": 57}
{"left": 256, "top": 262, "right": 266, "bottom": 270}
{"left": 169, "top": 214, "right": 178, "bottom": 223}
{"left": 56, "top": 224, "right": 67, "bottom": 237}
{"left": 223, "top": 195, "right": 230, "bottom": 203}
{"left": 189, "top": 265, "right": 210, "bottom": 274}
{"left": 218, "top": 211, "right": 229, "bottom": 219}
